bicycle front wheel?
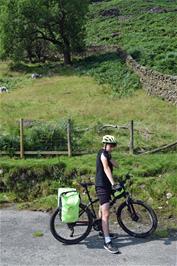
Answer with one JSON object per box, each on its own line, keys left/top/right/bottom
{"left": 50, "top": 203, "right": 93, "bottom": 244}
{"left": 117, "top": 199, "right": 158, "bottom": 238}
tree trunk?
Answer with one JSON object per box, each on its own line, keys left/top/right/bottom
{"left": 27, "top": 48, "right": 33, "bottom": 63}
{"left": 63, "top": 48, "right": 72, "bottom": 65}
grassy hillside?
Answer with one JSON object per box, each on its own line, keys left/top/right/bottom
{"left": 0, "top": 57, "right": 176, "bottom": 154}
{"left": 86, "top": 0, "right": 177, "bottom": 75}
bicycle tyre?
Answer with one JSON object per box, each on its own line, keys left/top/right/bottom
{"left": 50, "top": 203, "right": 93, "bottom": 244}
{"left": 117, "top": 199, "right": 158, "bottom": 238}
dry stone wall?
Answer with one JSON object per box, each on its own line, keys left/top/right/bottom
{"left": 86, "top": 45, "right": 177, "bottom": 105}
{"left": 125, "top": 54, "right": 177, "bottom": 105}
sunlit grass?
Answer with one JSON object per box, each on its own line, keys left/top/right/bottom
{"left": 1, "top": 71, "right": 176, "bottom": 149}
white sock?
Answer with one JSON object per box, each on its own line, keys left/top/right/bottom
{"left": 105, "top": 236, "right": 111, "bottom": 243}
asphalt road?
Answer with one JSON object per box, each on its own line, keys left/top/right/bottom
{"left": 0, "top": 208, "right": 177, "bottom": 266}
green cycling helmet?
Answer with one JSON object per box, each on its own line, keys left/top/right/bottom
{"left": 102, "top": 135, "right": 117, "bottom": 144}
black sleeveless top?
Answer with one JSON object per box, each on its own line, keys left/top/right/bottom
{"left": 95, "top": 149, "right": 113, "bottom": 191}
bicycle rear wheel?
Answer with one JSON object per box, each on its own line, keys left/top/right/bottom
{"left": 50, "top": 203, "right": 93, "bottom": 244}
{"left": 117, "top": 199, "right": 158, "bottom": 238}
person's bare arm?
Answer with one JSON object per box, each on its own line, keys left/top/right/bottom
{"left": 101, "top": 154, "right": 115, "bottom": 186}
{"left": 110, "top": 159, "right": 118, "bottom": 168}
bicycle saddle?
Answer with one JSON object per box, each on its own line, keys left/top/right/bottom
{"left": 79, "top": 182, "right": 95, "bottom": 188}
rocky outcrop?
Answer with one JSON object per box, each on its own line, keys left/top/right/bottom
{"left": 100, "top": 7, "right": 120, "bottom": 17}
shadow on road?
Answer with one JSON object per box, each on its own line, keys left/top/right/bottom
{"left": 75, "top": 231, "right": 177, "bottom": 250}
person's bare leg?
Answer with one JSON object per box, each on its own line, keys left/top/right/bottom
{"left": 101, "top": 203, "right": 120, "bottom": 253}
{"left": 101, "top": 202, "right": 110, "bottom": 237}
{"left": 98, "top": 205, "right": 102, "bottom": 219}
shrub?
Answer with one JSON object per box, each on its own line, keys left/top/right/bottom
{"left": 24, "top": 121, "right": 68, "bottom": 151}
{"left": 0, "top": 133, "right": 19, "bottom": 156}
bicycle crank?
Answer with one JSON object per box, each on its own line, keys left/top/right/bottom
{"left": 92, "top": 219, "right": 102, "bottom": 231}
{"left": 67, "top": 223, "right": 75, "bottom": 237}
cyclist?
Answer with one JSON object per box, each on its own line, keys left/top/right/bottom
{"left": 95, "top": 135, "right": 120, "bottom": 254}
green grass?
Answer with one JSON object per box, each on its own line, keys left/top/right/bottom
{"left": 1, "top": 152, "right": 177, "bottom": 230}
{"left": 18, "top": 195, "right": 58, "bottom": 212}
{"left": 154, "top": 229, "right": 169, "bottom": 238}
{"left": 32, "top": 231, "right": 44, "bottom": 237}
{"left": 86, "top": 0, "right": 177, "bottom": 75}
{"left": 0, "top": 60, "right": 176, "bottom": 151}
{"left": 0, "top": 61, "right": 36, "bottom": 91}
{"left": 1, "top": 152, "right": 177, "bottom": 199}
{"left": 0, "top": 191, "right": 16, "bottom": 204}
{"left": 1, "top": 152, "right": 177, "bottom": 177}
{"left": 75, "top": 52, "right": 141, "bottom": 97}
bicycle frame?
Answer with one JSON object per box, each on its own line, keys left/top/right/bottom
{"left": 80, "top": 186, "right": 99, "bottom": 219}
{"left": 80, "top": 185, "right": 130, "bottom": 220}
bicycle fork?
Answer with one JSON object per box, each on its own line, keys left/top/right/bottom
{"left": 126, "top": 197, "right": 139, "bottom": 222}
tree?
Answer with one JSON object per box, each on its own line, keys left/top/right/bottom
{"left": 0, "top": 0, "right": 89, "bottom": 64}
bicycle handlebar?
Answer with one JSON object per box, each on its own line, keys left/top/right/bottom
{"left": 113, "top": 172, "right": 133, "bottom": 191}
{"left": 79, "top": 173, "right": 133, "bottom": 191}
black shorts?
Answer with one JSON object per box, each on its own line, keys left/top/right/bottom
{"left": 95, "top": 186, "right": 112, "bottom": 205}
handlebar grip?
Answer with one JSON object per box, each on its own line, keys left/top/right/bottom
{"left": 112, "top": 184, "right": 123, "bottom": 191}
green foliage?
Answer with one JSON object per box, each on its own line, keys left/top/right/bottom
{"left": 0, "top": 0, "right": 89, "bottom": 63}
{"left": 1, "top": 152, "right": 177, "bottom": 224}
{"left": 168, "top": 197, "right": 177, "bottom": 209}
{"left": 0, "top": 133, "right": 19, "bottom": 156}
{"left": 75, "top": 53, "right": 140, "bottom": 97}
{"left": 1, "top": 152, "right": 177, "bottom": 201}
{"left": 24, "top": 121, "right": 68, "bottom": 151}
{"left": 0, "top": 76, "right": 24, "bottom": 90}
{"left": 86, "top": 0, "right": 177, "bottom": 75}
{"left": 9, "top": 61, "right": 75, "bottom": 75}
{"left": 154, "top": 229, "right": 169, "bottom": 238}
{"left": 17, "top": 194, "right": 58, "bottom": 211}
{"left": 1, "top": 0, "right": 176, "bottom": 72}
{"left": 0, "top": 192, "right": 16, "bottom": 204}
{"left": 0, "top": 160, "right": 66, "bottom": 200}
{"left": 165, "top": 173, "right": 177, "bottom": 194}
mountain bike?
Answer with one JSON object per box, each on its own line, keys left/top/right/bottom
{"left": 50, "top": 173, "right": 158, "bottom": 244}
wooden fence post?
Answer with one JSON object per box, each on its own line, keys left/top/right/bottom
{"left": 129, "top": 120, "right": 134, "bottom": 154}
{"left": 67, "top": 119, "right": 72, "bottom": 157}
{"left": 19, "top": 118, "right": 24, "bottom": 159}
